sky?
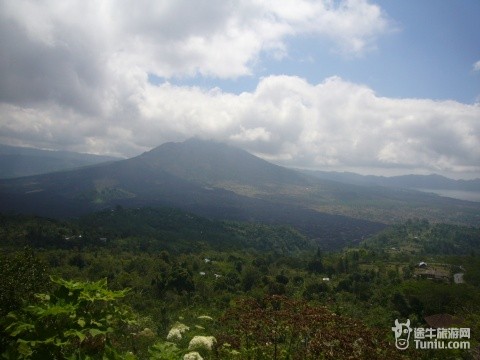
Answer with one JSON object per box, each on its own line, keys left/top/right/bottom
{"left": 0, "top": 0, "right": 479, "bottom": 179}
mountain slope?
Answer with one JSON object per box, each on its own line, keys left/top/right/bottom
{"left": 0, "top": 139, "right": 478, "bottom": 247}
{"left": 0, "top": 139, "right": 387, "bottom": 249}
{"left": 0, "top": 157, "right": 214, "bottom": 216}
{"left": 303, "top": 170, "right": 480, "bottom": 192}
{"left": 0, "top": 208, "right": 314, "bottom": 253}
{"left": 137, "top": 138, "right": 309, "bottom": 189}
{"left": 0, "top": 144, "right": 120, "bottom": 179}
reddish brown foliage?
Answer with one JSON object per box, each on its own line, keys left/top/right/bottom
{"left": 217, "top": 295, "right": 405, "bottom": 360}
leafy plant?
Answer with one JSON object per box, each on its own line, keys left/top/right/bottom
{"left": 2, "top": 277, "right": 137, "bottom": 359}
{"left": 148, "top": 341, "right": 182, "bottom": 360}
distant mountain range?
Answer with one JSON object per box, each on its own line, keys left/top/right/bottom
{"left": 0, "top": 139, "right": 478, "bottom": 249}
{"left": 302, "top": 170, "right": 480, "bottom": 192}
{"left": 0, "top": 139, "right": 387, "bottom": 249}
{"left": 0, "top": 144, "right": 120, "bottom": 178}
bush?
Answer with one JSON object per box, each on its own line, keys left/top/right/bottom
{"left": 218, "top": 295, "right": 403, "bottom": 360}
{"left": 2, "top": 277, "right": 137, "bottom": 359}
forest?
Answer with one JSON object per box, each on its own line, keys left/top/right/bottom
{"left": 1, "top": 207, "right": 479, "bottom": 359}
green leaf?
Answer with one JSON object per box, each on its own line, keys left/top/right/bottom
{"left": 17, "top": 341, "right": 33, "bottom": 357}
{"left": 123, "top": 352, "right": 137, "bottom": 360}
{"left": 77, "top": 318, "right": 86, "bottom": 328}
{"left": 6, "top": 312, "right": 18, "bottom": 320}
{"left": 34, "top": 293, "right": 50, "bottom": 301}
{"left": 88, "top": 328, "right": 106, "bottom": 337}
{"left": 7, "top": 322, "right": 35, "bottom": 337}
{"left": 54, "top": 337, "right": 69, "bottom": 346}
{"left": 91, "top": 320, "right": 103, "bottom": 327}
{"left": 64, "top": 329, "right": 86, "bottom": 342}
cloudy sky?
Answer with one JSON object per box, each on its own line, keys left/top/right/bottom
{"left": 1, "top": 0, "right": 479, "bottom": 178}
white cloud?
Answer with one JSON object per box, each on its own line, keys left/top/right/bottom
{"left": 230, "top": 127, "right": 272, "bottom": 142}
{"left": 1, "top": 0, "right": 479, "bottom": 177}
{"left": 474, "top": 60, "right": 480, "bottom": 72}
{"left": 0, "top": 0, "right": 390, "bottom": 85}
{"left": 3, "top": 74, "right": 479, "bottom": 177}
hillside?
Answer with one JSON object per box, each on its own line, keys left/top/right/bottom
{"left": 123, "top": 140, "right": 480, "bottom": 226}
{"left": 0, "top": 140, "right": 385, "bottom": 249}
{"left": 0, "top": 207, "right": 313, "bottom": 254}
{"left": 138, "top": 138, "right": 309, "bottom": 189}
{"left": 0, "top": 144, "right": 120, "bottom": 178}
{"left": 1, "top": 211, "right": 479, "bottom": 359}
{"left": 0, "top": 139, "right": 479, "bottom": 249}
{"left": 303, "top": 170, "right": 480, "bottom": 192}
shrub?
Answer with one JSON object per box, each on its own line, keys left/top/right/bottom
{"left": 2, "top": 277, "right": 137, "bottom": 359}
{"left": 218, "top": 295, "right": 404, "bottom": 360}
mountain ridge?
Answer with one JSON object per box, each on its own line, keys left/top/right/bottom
{"left": 0, "top": 144, "right": 121, "bottom": 179}
{"left": 302, "top": 169, "right": 480, "bottom": 191}
{"left": 136, "top": 138, "right": 309, "bottom": 188}
{"left": 0, "top": 139, "right": 478, "bottom": 245}
{"left": 0, "top": 139, "right": 388, "bottom": 249}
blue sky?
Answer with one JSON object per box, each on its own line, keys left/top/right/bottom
{"left": 162, "top": 0, "right": 480, "bottom": 103}
{"left": 1, "top": 0, "right": 479, "bottom": 178}
{"left": 368, "top": 0, "right": 480, "bottom": 103}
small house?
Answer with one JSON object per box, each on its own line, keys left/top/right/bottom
{"left": 416, "top": 269, "right": 449, "bottom": 282}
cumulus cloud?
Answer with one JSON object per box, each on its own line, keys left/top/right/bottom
{"left": 0, "top": 0, "right": 478, "bottom": 177}
{"left": 474, "top": 60, "right": 480, "bottom": 72}
{"left": 0, "top": 0, "right": 389, "bottom": 98}
{"left": 3, "top": 74, "right": 479, "bottom": 177}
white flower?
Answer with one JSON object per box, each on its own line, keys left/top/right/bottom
{"left": 188, "top": 335, "right": 217, "bottom": 351}
{"left": 174, "top": 323, "right": 190, "bottom": 332}
{"left": 166, "top": 322, "right": 190, "bottom": 341}
{"left": 166, "top": 328, "right": 182, "bottom": 341}
{"left": 184, "top": 352, "right": 204, "bottom": 360}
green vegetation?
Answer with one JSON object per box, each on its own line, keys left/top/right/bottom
{"left": 1, "top": 210, "right": 479, "bottom": 359}
{"left": 3, "top": 277, "right": 136, "bottom": 359}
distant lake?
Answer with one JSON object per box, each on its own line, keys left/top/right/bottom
{"left": 416, "top": 189, "right": 480, "bottom": 202}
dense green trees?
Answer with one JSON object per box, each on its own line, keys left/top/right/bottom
{"left": 1, "top": 211, "right": 479, "bottom": 358}
{"left": 0, "top": 248, "right": 50, "bottom": 354}
{"left": 0, "top": 248, "right": 49, "bottom": 318}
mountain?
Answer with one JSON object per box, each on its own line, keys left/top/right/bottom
{"left": 0, "top": 144, "right": 121, "bottom": 179}
{"left": 0, "top": 139, "right": 386, "bottom": 249}
{"left": 303, "top": 170, "right": 480, "bottom": 192}
{"left": 138, "top": 138, "right": 308, "bottom": 189}
{"left": 0, "top": 139, "right": 479, "bottom": 249}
